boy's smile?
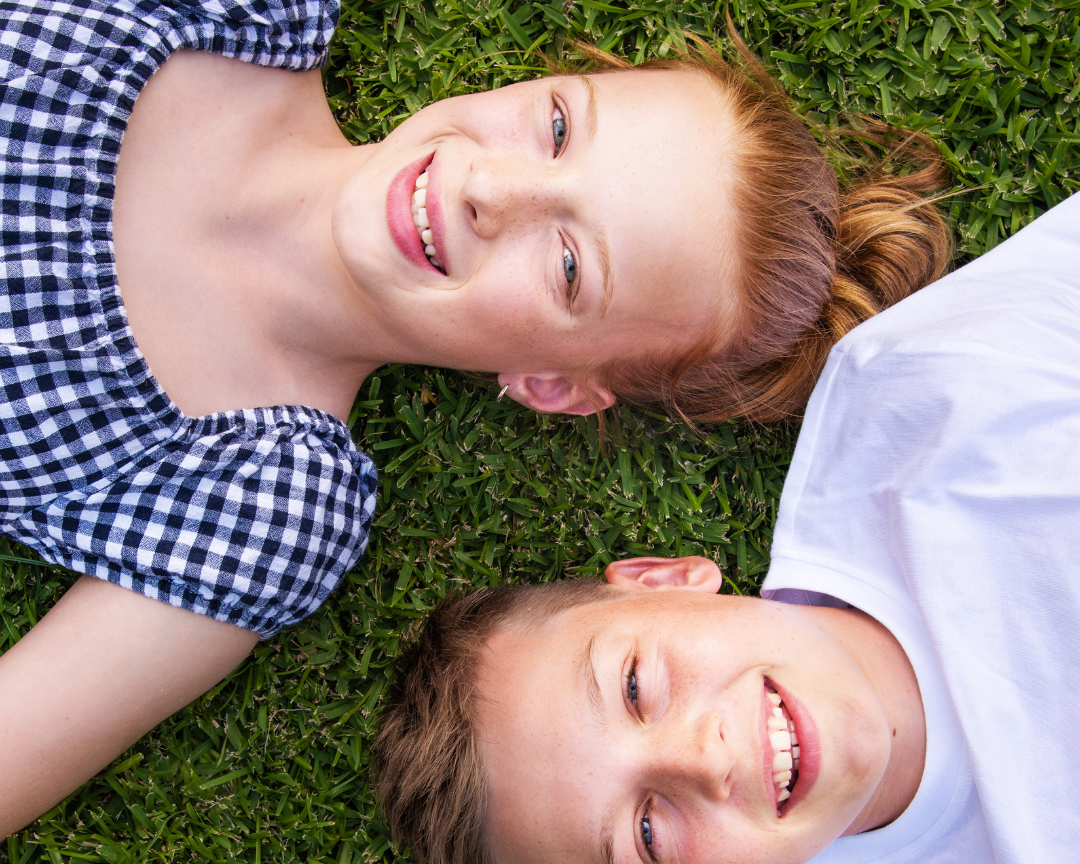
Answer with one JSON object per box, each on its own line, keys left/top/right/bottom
{"left": 475, "top": 576, "right": 916, "bottom": 864}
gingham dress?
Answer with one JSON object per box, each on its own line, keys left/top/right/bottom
{"left": 0, "top": 0, "right": 377, "bottom": 637}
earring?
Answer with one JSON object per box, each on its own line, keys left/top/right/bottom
{"left": 497, "top": 384, "right": 509, "bottom": 401}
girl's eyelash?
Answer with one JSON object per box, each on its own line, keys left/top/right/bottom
{"left": 551, "top": 97, "right": 577, "bottom": 309}
{"left": 562, "top": 242, "right": 579, "bottom": 309}
{"left": 552, "top": 99, "right": 568, "bottom": 155}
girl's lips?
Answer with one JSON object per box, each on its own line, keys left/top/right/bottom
{"left": 769, "top": 679, "right": 820, "bottom": 815}
{"left": 387, "top": 152, "right": 442, "bottom": 274}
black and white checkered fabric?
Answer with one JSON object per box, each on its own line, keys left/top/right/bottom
{"left": 0, "top": 0, "right": 377, "bottom": 637}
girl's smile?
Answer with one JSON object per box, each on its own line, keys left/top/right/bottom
{"left": 387, "top": 152, "right": 441, "bottom": 274}
{"left": 331, "top": 70, "right": 739, "bottom": 391}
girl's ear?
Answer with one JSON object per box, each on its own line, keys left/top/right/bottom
{"left": 497, "top": 373, "right": 615, "bottom": 416}
{"left": 604, "top": 556, "right": 723, "bottom": 594}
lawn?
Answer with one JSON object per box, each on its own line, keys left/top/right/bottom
{"left": 2, "top": 0, "right": 1079, "bottom": 861}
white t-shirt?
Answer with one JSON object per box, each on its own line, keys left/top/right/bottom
{"left": 761, "top": 192, "right": 1080, "bottom": 863}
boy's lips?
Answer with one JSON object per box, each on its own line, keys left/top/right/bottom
{"left": 765, "top": 679, "right": 820, "bottom": 815}
{"left": 387, "top": 152, "right": 445, "bottom": 275}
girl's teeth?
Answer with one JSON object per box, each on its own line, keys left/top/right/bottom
{"left": 768, "top": 716, "right": 787, "bottom": 731}
{"left": 769, "top": 730, "right": 792, "bottom": 751}
{"left": 773, "top": 750, "right": 793, "bottom": 772}
{"left": 777, "top": 788, "right": 791, "bottom": 802}
{"left": 412, "top": 168, "right": 439, "bottom": 268}
{"left": 767, "top": 692, "right": 782, "bottom": 707}
{"left": 773, "top": 770, "right": 792, "bottom": 785}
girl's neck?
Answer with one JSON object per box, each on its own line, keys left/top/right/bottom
{"left": 115, "top": 49, "right": 392, "bottom": 420}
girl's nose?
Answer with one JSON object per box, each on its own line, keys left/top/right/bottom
{"left": 462, "top": 156, "right": 562, "bottom": 240}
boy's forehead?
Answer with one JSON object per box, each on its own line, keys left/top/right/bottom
{"left": 481, "top": 587, "right": 746, "bottom": 673}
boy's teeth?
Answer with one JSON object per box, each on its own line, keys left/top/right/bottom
{"left": 421, "top": 229, "right": 433, "bottom": 245}
{"left": 413, "top": 188, "right": 426, "bottom": 207}
{"left": 767, "top": 689, "right": 801, "bottom": 810}
{"left": 415, "top": 207, "right": 430, "bottom": 229}
{"left": 425, "top": 244, "right": 437, "bottom": 257}
{"left": 415, "top": 170, "right": 428, "bottom": 189}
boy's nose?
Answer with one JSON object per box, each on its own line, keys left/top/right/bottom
{"left": 650, "top": 712, "right": 735, "bottom": 802}
{"left": 462, "top": 156, "right": 564, "bottom": 240}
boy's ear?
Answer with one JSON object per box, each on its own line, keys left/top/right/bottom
{"left": 605, "top": 556, "right": 723, "bottom": 594}
{"left": 497, "top": 373, "right": 615, "bottom": 417}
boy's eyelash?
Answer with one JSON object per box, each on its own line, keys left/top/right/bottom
{"left": 640, "top": 806, "right": 658, "bottom": 862}
{"left": 626, "top": 657, "right": 640, "bottom": 709}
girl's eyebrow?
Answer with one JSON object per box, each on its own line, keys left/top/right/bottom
{"left": 575, "top": 74, "right": 600, "bottom": 140}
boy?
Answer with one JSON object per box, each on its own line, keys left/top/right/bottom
{"left": 375, "top": 191, "right": 1080, "bottom": 864}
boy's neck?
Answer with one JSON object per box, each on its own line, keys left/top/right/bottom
{"left": 803, "top": 604, "right": 927, "bottom": 835}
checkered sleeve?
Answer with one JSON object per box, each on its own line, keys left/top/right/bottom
{"left": 172, "top": 0, "right": 339, "bottom": 70}
{"left": 22, "top": 408, "right": 378, "bottom": 637}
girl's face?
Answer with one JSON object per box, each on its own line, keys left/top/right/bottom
{"left": 333, "top": 69, "right": 737, "bottom": 402}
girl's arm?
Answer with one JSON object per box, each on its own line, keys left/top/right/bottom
{"left": 0, "top": 576, "right": 258, "bottom": 838}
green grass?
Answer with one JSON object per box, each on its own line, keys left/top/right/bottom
{"left": 3, "top": 0, "right": 1079, "bottom": 861}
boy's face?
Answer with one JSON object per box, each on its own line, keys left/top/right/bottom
{"left": 476, "top": 584, "right": 893, "bottom": 864}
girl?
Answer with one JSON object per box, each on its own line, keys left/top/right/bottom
{"left": 0, "top": 0, "right": 949, "bottom": 835}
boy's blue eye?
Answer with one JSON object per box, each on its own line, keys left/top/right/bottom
{"left": 627, "top": 665, "right": 639, "bottom": 706}
{"left": 552, "top": 105, "right": 567, "bottom": 153}
{"left": 640, "top": 810, "right": 653, "bottom": 852}
{"left": 563, "top": 246, "right": 577, "bottom": 289}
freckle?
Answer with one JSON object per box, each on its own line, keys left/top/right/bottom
{"left": 893, "top": 728, "right": 897, "bottom": 737}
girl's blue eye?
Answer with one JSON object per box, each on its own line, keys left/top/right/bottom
{"left": 562, "top": 246, "right": 577, "bottom": 290}
{"left": 552, "top": 105, "right": 567, "bottom": 153}
{"left": 627, "top": 665, "right": 639, "bottom": 706}
{"left": 641, "top": 810, "right": 654, "bottom": 853}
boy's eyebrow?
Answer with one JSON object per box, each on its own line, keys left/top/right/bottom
{"left": 600, "top": 806, "right": 618, "bottom": 864}
{"left": 582, "top": 633, "right": 607, "bottom": 729}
